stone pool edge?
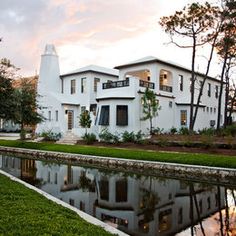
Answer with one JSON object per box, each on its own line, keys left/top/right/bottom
{"left": 0, "top": 146, "right": 235, "bottom": 182}
{"left": 0, "top": 169, "right": 128, "bottom": 236}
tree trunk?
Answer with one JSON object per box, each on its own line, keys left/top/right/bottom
{"left": 217, "top": 54, "right": 228, "bottom": 130}
{"left": 223, "top": 60, "right": 231, "bottom": 127}
{"left": 189, "top": 36, "right": 196, "bottom": 131}
{"left": 192, "top": 35, "right": 218, "bottom": 130}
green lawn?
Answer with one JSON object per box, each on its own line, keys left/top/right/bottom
{"left": 0, "top": 140, "right": 236, "bottom": 169}
{"left": 0, "top": 173, "right": 113, "bottom": 236}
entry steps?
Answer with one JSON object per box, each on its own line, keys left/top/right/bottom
{"left": 56, "top": 131, "right": 80, "bottom": 145}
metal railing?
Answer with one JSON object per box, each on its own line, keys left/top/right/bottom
{"left": 160, "top": 84, "right": 173, "bottom": 92}
{"left": 102, "top": 79, "right": 129, "bottom": 89}
{"left": 139, "top": 80, "right": 155, "bottom": 89}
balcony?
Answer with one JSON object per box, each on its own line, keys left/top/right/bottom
{"left": 160, "top": 85, "right": 173, "bottom": 92}
{"left": 102, "top": 79, "right": 129, "bottom": 89}
{"left": 139, "top": 80, "right": 155, "bottom": 89}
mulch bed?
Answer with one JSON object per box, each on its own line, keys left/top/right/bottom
{"left": 77, "top": 138, "right": 236, "bottom": 156}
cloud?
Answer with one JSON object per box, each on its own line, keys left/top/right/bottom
{"left": 0, "top": 0, "right": 219, "bottom": 76}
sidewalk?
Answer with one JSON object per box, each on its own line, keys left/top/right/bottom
{"left": 0, "top": 132, "right": 20, "bottom": 140}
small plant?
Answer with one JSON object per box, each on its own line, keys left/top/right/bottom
{"left": 122, "top": 131, "right": 135, "bottom": 142}
{"left": 79, "top": 110, "right": 92, "bottom": 135}
{"left": 41, "top": 130, "right": 61, "bottom": 141}
{"left": 99, "top": 128, "right": 120, "bottom": 144}
{"left": 152, "top": 127, "right": 164, "bottom": 135}
{"left": 135, "top": 130, "right": 145, "bottom": 144}
{"left": 157, "top": 136, "right": 168, "bottom": 147}
{"left": 198, "top": 128, "right": 215, "bottom": 136}
{"left": 170, "top": 127, "right": 177, "bottom": 134}
{"left": 82, "top": 133, "right": 96, "bottom": 144}
{"left": 224, "top": 124, "right": 236, "bottom": 137}
{"left": 178, "top": 127, "right": 190, "bottom": 135}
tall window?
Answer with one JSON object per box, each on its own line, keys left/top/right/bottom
{"left": 94, "top": 78, "right": 100, "bottom": 92}
{"left": 48, "top": 111, "right": 52, "bottom": 121}
{"left": 215, "top": 85, "right": 218, "bottom": 98}
{"left": 116, "top": 105, "right": 128, "bottom": 126}
{"left": 99, "top": 105, "right": 109, "bottom": 125}
{"left": 180, "top": 110, "right": 187, "bottom": 126}
{"left": 81, "top": 77, "right": 86, "bottom": 93}
{"left": 116, "top": 179, "right": 127, "bottom": 202}
{"left": 208, "top": 83, "right": 211, "bottom": 97}
{"left": 179, "top": 75, "right": 183, "bottom": 91}
{"left": 71, "top": 79, "right": 76, "bottom": 94}
{"left": 55, "top": 110, "right": 58, "bottom": 121}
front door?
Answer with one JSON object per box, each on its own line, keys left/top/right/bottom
{"left": 67, "top": 110, "right": 74, "bottom": 130}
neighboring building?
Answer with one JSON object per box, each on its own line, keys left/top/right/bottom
{"left": 36, "top": 44, "right": 225, "bottom": 138}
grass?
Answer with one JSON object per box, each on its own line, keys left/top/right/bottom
{"left": 0, "top": 173, "right": 113, "bottom": 236}
{"left": 0, "top": 140, "right": 236, "bottom": 169}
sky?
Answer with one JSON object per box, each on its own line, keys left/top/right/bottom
{"left": 0, "top": 0, "right": 221, "bottom": 77}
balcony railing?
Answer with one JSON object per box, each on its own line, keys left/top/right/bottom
{"left": 160, "top": 84, "right": 173, "bottom": 92}
{"left": 139, "top": 80, "right": 155, "bottom": 89}
{"left": 102, "top": 79, "right": 129, "bottom": 89}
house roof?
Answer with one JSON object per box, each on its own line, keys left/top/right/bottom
{"left": 60, "top": 65, "right": 119, "bottom": 78}
{"left": 115, "top": 56, "right": 220, "bottom": 83}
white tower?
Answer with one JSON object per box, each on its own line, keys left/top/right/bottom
{"left": 38, "top": 44, "right": 60, "bottom": 95}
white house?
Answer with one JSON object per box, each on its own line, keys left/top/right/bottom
{"left": 36, "top": 44, "right": 224, "bottom": 139}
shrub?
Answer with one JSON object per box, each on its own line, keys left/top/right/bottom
{"left": 41, "top": 130, "right": 61, "bottom": 141}
{"left": 135, "top": 130, "right": 145, "bottom": 144}
{"left": 99, "top": 128, "right": 120, "bottom": 144}
{"left": 82, "top": 133, "right": 96, "bottom": 144}
{"left": 122, "top": 131, "right": 135, "bottom": 142}
{"left": 198, "top": 128, "right": 216, "bottom": 136}
{"left": 178, "top": 127, "right": 190, "bottom": 135}
{"left": 170, "top": 127, "right": 177, "bottom": 134}
{"left": 152, "top": 127, "right": 164, "bottom": 135}
{"left": 224, "top": 124, "right": 236, "bottom": 137}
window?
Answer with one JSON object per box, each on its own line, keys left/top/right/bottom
{"left": 179, "top": 75, "right": 183, "bottom": 91}
{"left": 215, "top": 85, "right": 219, "bottom": 98}
{"left": 178, "top": 208, "right": 183, "bottom": 224}
{"left": 203, "top": 107, "right": 205, "bottom": 112}
{"left": 90, "top": 104, "right": 97, "bottom": 116}
{"left": 71, "top": 79, "right": 76, "bottom": 94}
{"left": 207, "top": 107, "right": 209, "bottom": 112}
{"left": 207, "top": 197, "right": 211, "bottom": 210}
{"left": 81, "top": 77, "right": 86, "bottom": 93}
{"left": 180, "top": 110, "right": 187, "bottom": 126}
{"left": 210, "top": 107, "right": 212, "bottom": 113}
{"left": 81, "top": 106, "right": 86, "bottom": 114}
{"left": 99, "top": 105, "right": 110, "bottom": 125}
{"left": 54, "top": 173, "right": 58, "bottom": 184}
{"left": 55, "top": 110, "right": 58, "bottom": 121}
{"left": 116, "top": 105, "right": 128, "bottom": 126}
{"left": 214, "top": 107, "right": 216, "bottom": 113}
{"left": 94, "top": 78, "right": 100, "bottom": 92}
{"left": 48, "top": 111, "right": 51, "bottom": 121}
{"left": 169, "top": 101, "right": 173, "bottom": 108}
{"left": 208, "top": 83, "right": 211, "bottom": 97}
{"left": 116, "top": 179, "right": 127, "bottom": 202}
{"left": 69, "top": 199, "right": 75, "bottom": 206}
{"left": 99, "top": 179, "right": 109, "bottom": 201}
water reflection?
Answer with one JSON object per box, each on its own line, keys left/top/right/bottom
{"left": 0, "top": 155, "right": 235, "bottom": 236}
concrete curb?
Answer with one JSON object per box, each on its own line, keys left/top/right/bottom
{"left": 0, "top": 169, "right": 128, "bottom": 236}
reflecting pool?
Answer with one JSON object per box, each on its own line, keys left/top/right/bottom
{"left": 0, "top": 154, "right": 235, "bottom": 236}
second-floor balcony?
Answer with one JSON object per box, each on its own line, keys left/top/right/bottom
{"left": 160, "top": 84, "right": 173, "bottom": 92}
{"left": 139, "top": 80, "right": 155, "bottom": 89}
{"left": 102, "top": 79, "right": 129, "bottom": 89}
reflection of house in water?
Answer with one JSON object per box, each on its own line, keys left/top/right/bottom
{"left": 0, "top": 156, "right": 229, "bottom": 236}
{"left": 0, "top": 155, "right": 39, "bottom": 185}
